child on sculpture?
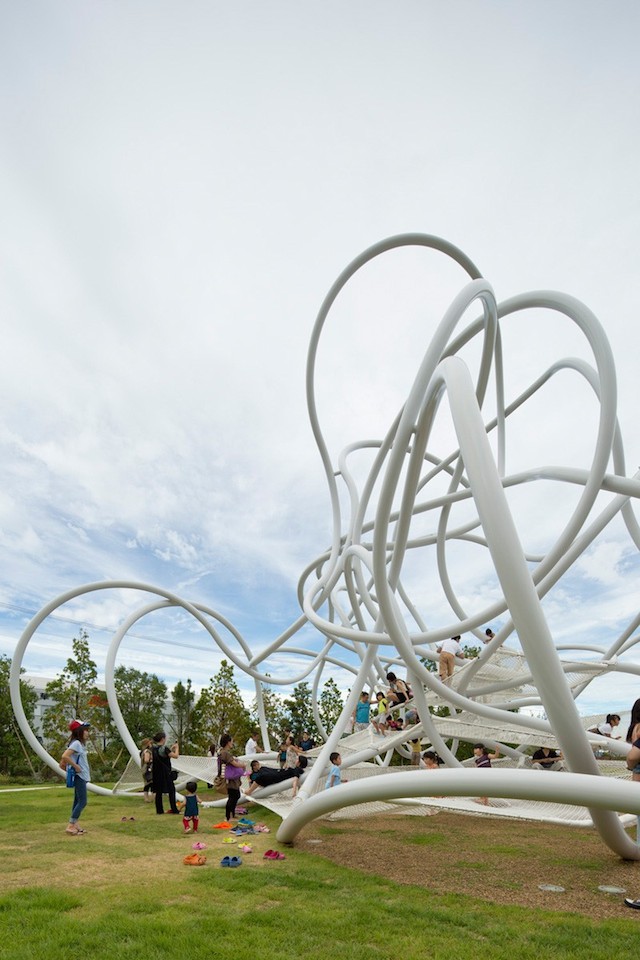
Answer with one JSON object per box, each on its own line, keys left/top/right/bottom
{"left": 596, "top": 713, "right": 621, "bottom": 738}
{"left": 352, "top": 691, "right": 371, "bottom": 732}
{"left": 372, "top": 692, "right": 389, "bottom": 735}
{"left": 325, "top": 752, "right": 343, "bottom": 788}
{"left": 473, "top": 742, "right": 499, "bottom": 805}
{"left": 420, "top": 750, "right": 440, "bottom": 770}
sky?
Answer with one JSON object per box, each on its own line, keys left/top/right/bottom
{"left": 1, "top": 2, "right": 639, "bottom": 720}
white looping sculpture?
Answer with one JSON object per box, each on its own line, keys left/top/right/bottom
{"left": 10, "top": 234, "right": 640, "bottom": 858}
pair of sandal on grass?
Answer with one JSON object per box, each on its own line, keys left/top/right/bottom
{"left": 222, "top": 838, "right": 252, "bottom": 852}
{"left": 220, "top": 856, "right": 242, "bottom": 867}
{"left": 184, "top": 853, "right": 207, "bottom": 866}
{"left": 263, "top": 849, "right": 285, "bottom": 860}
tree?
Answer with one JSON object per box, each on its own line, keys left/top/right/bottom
{"left": 250, "top": 682, "right": 286, "bottom": 750}
{"left": 42, "top": 629, "right": 101, "bottom": 758}
{"left": 0, "top": 655, "right": 38, "bottom": 776}
{"left": 168, "top": 679, "right": 195, "bottom": 752}
{"left": 113, "top": 665, "right": 167, "bottom": 745}
{"left": 319, "top": 678, "right": 345, "bottom": 735}
{"left": 189, "top": 660, "right": 251, "bottom": 752}
{"left": 282, "top": 682, "right": 317, "bottom": 740}
{"left": 87, "top": 691, "right": 114, "bottom": 761}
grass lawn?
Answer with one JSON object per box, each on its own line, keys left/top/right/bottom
{"left": 1, "top": 784, "right": 640, "bottom": 959}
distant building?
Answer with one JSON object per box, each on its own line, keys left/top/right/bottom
{"left": 21, "top": 675, "right": 177, "bottom": 745}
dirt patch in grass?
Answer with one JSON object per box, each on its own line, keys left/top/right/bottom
{"left": 298, "top": 810, "right": 640, "bottom": 920}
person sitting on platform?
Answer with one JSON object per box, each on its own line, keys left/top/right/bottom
{"left": 299, "top": 731, "right": 316, "bottom": 751}
{"left": 386, "top": 673, "right": 411, "bottom": 704}
{"left": 531, "top": 746, "right": 564, "bottom": 770}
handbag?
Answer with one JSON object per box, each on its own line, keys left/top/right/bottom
{"left": 224, "top": 763, "right": 245, "bottom": 781}
{"left": 66, "top": 765, "right": 76, "bottom": 788}
{"left": 213, "top": 775, "right": 228, "bottom": 795}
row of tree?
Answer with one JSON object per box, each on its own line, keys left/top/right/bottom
{"left": 0, "top": 630, "right": 347, "bottom": 779}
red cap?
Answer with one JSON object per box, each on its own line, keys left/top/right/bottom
{"left": 68, "top": 719, "right": 90, "bottom": 733}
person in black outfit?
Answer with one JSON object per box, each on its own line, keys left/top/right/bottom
{"left": 244, "top": 759, "right": 305, "bottom": 796}
{"left": 151, "top": 731, "right": 180, "bottom": 815}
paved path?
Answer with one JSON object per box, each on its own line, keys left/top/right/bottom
{"left": 0, "top": 785, "right": 62, "bottom": 793}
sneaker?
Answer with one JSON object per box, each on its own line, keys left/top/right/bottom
{"left": 624, "top": 898, "right": 640, "bottom": 910}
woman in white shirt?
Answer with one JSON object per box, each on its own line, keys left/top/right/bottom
{"left": 61, "top": 719, "right": 91, "bottom": 836}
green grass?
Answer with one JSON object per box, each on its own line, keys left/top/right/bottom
{"left": 0, "top": 785, "right": 639, "bottom": 959}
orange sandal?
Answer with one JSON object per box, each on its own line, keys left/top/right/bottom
{"left": 183, "top": 853, "right": 207, "bottom": 866}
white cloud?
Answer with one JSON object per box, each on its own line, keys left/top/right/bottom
{"left": 1, "top": 1, "right": 640, "bottom": 720}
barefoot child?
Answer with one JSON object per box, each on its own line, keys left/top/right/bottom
{"left": 473, "top": 743, "right": 499, "bottom": 805}
{"left": 182, "top": 780, "right": 200, "bottom": 833}
{"left": 372, "top": 692, "right": 389, "bottom": 735}
{"left": 325, "top": 752, "right": 343, "bottom": 788}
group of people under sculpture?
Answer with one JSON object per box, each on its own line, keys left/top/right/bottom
{"left": 58, "top": 694, "right": 640, "bottom": 837}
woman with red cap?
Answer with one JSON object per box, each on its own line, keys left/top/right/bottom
{"left": 62, "top": 719, "right": 91, "bottom": 836}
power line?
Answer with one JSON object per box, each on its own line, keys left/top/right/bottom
{"left": 0, "top": 600, "right": 221, "bottom": 656}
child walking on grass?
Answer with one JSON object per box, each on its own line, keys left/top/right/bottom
{"left": 182, "top": 781, "right": 200, "bottom": 833}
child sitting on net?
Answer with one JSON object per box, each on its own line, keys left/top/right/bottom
{"left": 182, "top": 780, "right": 200, "bottom": 833}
